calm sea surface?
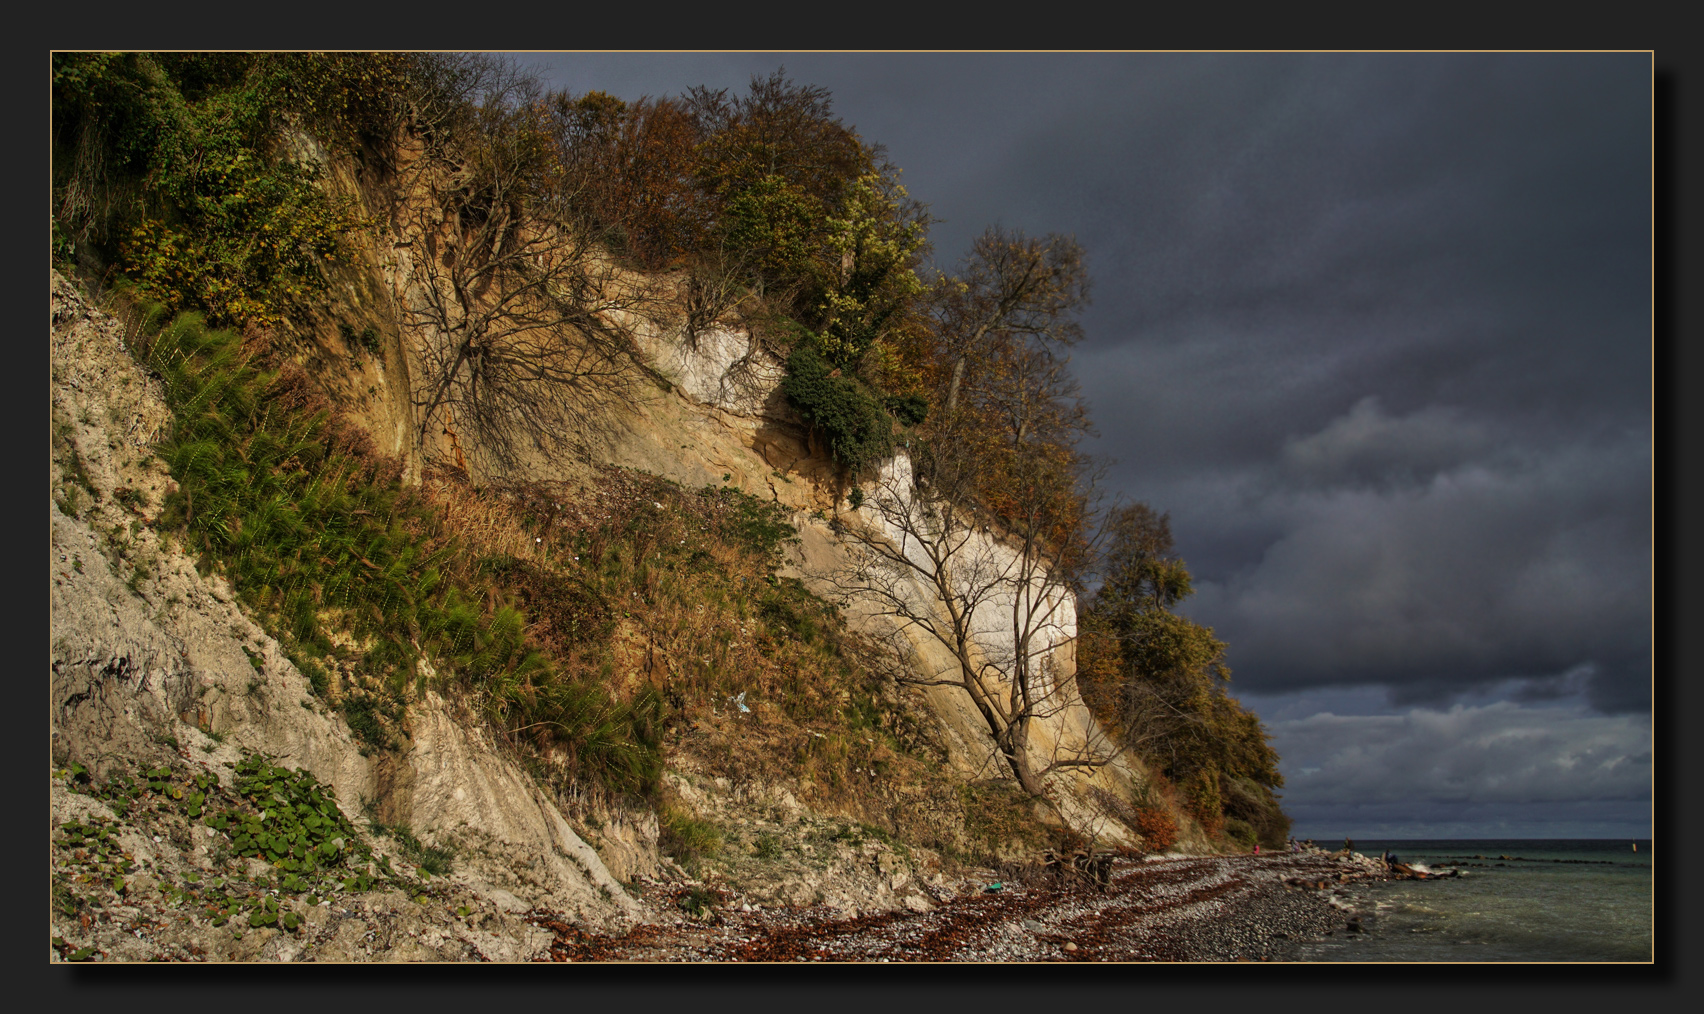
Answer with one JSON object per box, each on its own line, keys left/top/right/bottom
{"left": 1291, "top": 839, "right": 1652, "bottom": 962}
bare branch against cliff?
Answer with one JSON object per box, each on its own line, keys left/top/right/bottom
{"left": 835, "top": 438, "right": 1117, "bottom": 812}
{"left": 396, "top": 55, "right": 659, "bottom": 475}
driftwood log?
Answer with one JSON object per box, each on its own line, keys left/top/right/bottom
{"left": 1041, "top": 848, "right": 1115, "bottom": 890}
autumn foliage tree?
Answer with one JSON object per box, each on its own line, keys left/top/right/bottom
{"left": 931, "top": 226, "right": 1090, "bottom": 414}
{"left": 546, "top": 89, "right": 708, "bottom": 269}
{"left": 1078, "top": 504, "right": 1290, "bottom": 848}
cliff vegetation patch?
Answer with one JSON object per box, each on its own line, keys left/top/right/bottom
{"left": 53, "top": 751, "right": 431, "bottom": 958}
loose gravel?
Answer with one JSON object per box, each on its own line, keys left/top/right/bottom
{"left": 531, "top": 849, "right": 1420, "bottom": 962}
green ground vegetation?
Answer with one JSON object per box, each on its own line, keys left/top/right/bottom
{"left": 134, "top": 305, "right": 659, "bottom": 798}
{"left": 54, "top": 753, "right": 426, "bottom": 939}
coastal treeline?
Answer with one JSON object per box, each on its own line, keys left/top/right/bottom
{"left": 1078, "top": 505, "right": 1291, "bottom": 849}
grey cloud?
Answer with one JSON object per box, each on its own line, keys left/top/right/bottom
{"left": 1270, "top": 703, "right": 1651, "bottom": 807}
{"left": 1277, "top": 395, "right": 1492, "bottom": 491}
{"left": 1503, "top": 664, "right": 1598, "bottom": 705}
{"left": 1182, "top": 422, "right": 1650, "bottom": 709}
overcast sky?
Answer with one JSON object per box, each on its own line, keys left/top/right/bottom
{"left": 525, "top": 52, "right": 1653, "bottom": 840}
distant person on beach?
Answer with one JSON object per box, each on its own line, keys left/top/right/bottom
{"left": 1345, "top": 837, "right": 1354, "bottom": 852}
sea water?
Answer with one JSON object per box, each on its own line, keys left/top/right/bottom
{"left": 1291, "top": 839, "right": 1652, "bottom": 962}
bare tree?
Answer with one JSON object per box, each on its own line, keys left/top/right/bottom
{"left": 817, "top": 222, "right": 1111, "bottom": 809}
{"left": 933, "top": 226, "right": 1090, "bottom": 414}
{"left": 838, "top": 435, "right": 1116, "bottom": 807}
{"left": 394, "top": 56, "right": 658, "bottom": 474}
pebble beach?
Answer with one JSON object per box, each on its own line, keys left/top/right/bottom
{"left": 535, "top": 847, "right": 1410, "bottom": 962}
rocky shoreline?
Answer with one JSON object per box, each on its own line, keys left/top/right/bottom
{"left": 533, "top": 848, "right": 1431, "bottom": 962}
{"left": 52, "top": 762, "right": 1436, "bottom": 966}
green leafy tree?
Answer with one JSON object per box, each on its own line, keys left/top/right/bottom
{"left": 813, "top": 169, "right": 929, "bottom": 370}
{"left": 52, "top": 52, "right": 390, "bottom": 327}
{"left": 685, "top": 70, "right": 873, "bottom": 299}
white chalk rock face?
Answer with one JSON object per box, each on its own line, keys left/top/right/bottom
{"left": 393, "top": 694, "right": 644, "bottom": 930}
{"left": 808, "top": 452, "right": 1135, "bottom": 841}
{"left": 645, "top": 326, "right": 787, "bottom": 416}
{"left": 859, "top": 451, "right": 1077, "bottom": 692}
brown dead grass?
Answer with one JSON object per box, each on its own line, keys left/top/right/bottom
{"left": 413, "top": 463, "right": 1051, "bottom": 859}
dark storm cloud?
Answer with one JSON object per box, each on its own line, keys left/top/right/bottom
{"left": 1069, "top": 53, "right": 1650, "bottom": 472}
{"left": 1030, "top": 53, "right": 1652, "bottom": 717}
{"left": 1263, "top": 701, "right": 1651, "bottom": 838}
{"left": 1179, "top": 398, "right": 1650, "bottom": 712}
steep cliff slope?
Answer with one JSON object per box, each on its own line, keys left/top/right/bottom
{"left": 51, "top": 272, "right": 642, "bottom": 960}
{"left": 49, "top": 266, "right": 1132, "bottom": 963}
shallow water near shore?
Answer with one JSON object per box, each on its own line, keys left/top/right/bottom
{"left": 1293, "top": 839, "right": 1652, "bottom": 962}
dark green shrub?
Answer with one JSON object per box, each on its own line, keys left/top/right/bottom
{"left": 954, "top": 780, "right": 1049, "bottom": 863}
{"left": 339, "top": 321, "right": 383, "bottom": 355}
{"left": 1223, "top": 817, "right": 1258, "bottom": 850}
{"left": 884, "top": 392, "right": 928, "bottom": 427}
{"left": 780, "top": 342, "right": 893, "bottom": 474}
{"left": 676, "top": 885, "right": 721, "bottom": 919}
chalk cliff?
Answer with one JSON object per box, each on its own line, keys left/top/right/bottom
{"left": 48, "top": 134, "right": 1198, "bottom": 962}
